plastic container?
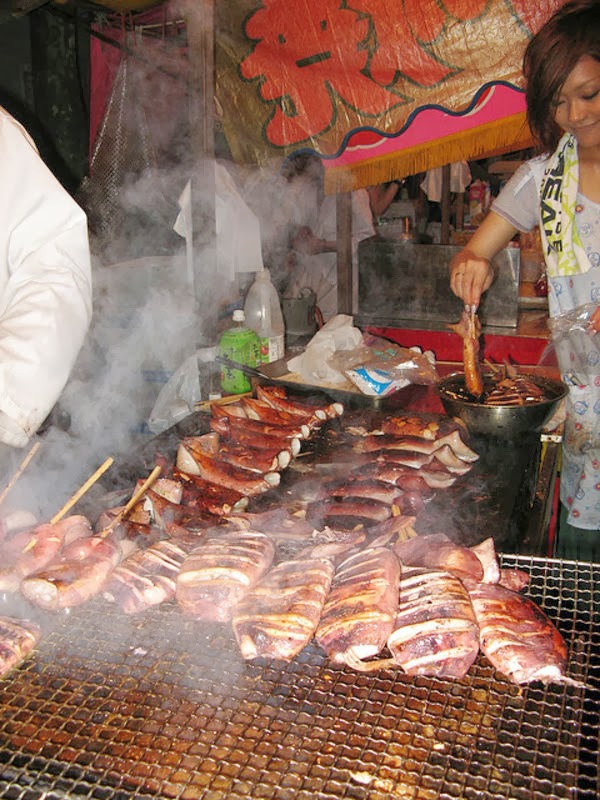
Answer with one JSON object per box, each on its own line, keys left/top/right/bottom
{"left": 243, "top": 268, "right": 285, "bottom": 364}
{"left": 218, "top": 309, "right": 260, "bottom": 394}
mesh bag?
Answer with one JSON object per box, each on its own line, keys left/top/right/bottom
{"left": 77, "top": 52, "right": 183, "bottom": 260}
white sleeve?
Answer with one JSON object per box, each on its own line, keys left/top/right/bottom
{"left": 351, "top": 189, "right": 376, "bottom": 243}
{"left": 491, "top": 160, "right": 544, "bottom": 233}
{"left": 0, "top": 109, "right": 92, "bottom": 446}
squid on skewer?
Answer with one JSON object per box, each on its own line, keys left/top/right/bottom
{"left": 450, "top": 307, "right": 484, "bottom": 398}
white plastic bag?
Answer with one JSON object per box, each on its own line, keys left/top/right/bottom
{"left": 286, "top": 314, "right": 363, "bottom": 385}
{"left": 148, "top": 347, "right": 218, "bottom": 434}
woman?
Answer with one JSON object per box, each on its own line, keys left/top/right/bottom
{"left": 449, "top": 0, "right": 600, "bottom": 558}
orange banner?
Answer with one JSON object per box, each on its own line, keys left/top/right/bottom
{"left": 217, "top": 0, "right": 564, "bottom": 188}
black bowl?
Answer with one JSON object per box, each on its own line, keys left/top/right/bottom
{"left": 437, "top": 372, "right": 568, "bottom": 439}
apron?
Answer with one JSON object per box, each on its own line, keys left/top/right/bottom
{"left": 543, "top": 136, "right": 600, "bottom": 528}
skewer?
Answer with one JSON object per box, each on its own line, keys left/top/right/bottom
{"left": 50, "top": 457, "right": 115, "bottom": 524}
{"left": 194, "top": 391, "right": 252, "bottom": 412}
{"left": 484, "top": 359, "right": 501, "bottom": 375}
{"left": 98, "top": 464, "right": 162, "bottom": 538}
{"left": 0, "top": 441, "right": 42, "bottom": 506}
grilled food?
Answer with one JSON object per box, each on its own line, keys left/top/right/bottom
{"left": 394, "top": 533, "right": 484, "bottom": 582}
{"left": 176, "top": 530, "right": 275, "bottom": 622}
{"left": 232, "top": 556, "right": 335, "bottom": 661}
{"left": 104, "top": 536, "right": 200, "bottom": 614}
{"left": 387, "top": 566, "right": 480, "bottom": 679}
{"left": 466, "top": 580, "right": 573, "bottom": 685}
{"left": 0, "top": 615, "right": 41, "bottom": 679}
{"left": 0, "top": 514, "right": 92, "bottom": 592}
{"left": 20, "top": 534, "right": 122, "bottom": 611}
{"left": 450, "top": 308, "right": 484, "bottom": 398}
{"left": 175, "top": 449, "right": 280, "bottom": 497}
{"left": 315, "top": 546, "right": 401, "bottom": 666}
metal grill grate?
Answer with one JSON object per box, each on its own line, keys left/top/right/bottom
{"left": 0, "top": 555, "right": 598, "bottom": 800}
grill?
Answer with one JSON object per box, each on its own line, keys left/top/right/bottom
{"left": 0, "top": 555, "right": 598, "bottom": 800}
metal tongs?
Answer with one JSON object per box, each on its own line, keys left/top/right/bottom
{"left": 215, "top": 355, "right": 289, "bottom": 381}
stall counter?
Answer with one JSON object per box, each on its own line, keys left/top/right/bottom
{"left": 368, "top": 308, "right": 556, "bottom": 372}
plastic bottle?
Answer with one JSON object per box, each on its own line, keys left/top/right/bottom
{"left": 218, "top": 309, "right": 260, "bottom": 394}
{"left": 243, "top": 268, "right": 285, "bottom": 364}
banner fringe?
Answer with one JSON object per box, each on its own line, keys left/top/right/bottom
{"left": 324, "top": 113, "right": 533, "bottom": 194}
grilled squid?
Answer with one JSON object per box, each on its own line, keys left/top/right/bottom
{"left": 450, "top": 308, "right": 484, "bottom": 398}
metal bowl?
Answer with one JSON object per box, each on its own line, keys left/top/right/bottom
{"left": 437, "top": 372, "right": 568, "bottom": 439}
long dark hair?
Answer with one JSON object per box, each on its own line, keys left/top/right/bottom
{"left": 524, "top": 0, "right": 600, "bottom": 153}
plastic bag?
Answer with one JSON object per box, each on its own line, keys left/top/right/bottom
{"left": 286, "top": 314, "right": 363, "bottom": 385}
{"left": 148, "top": 347, "right": 219, "bottom": 434}
{"left": 547, "top": 304, "right": 600, "bottom": 454}
{"left": 547, "top": 303, "right": 600, "bottom": 384}
{"left": 286, "top": 317, "right": 439, "bottom": 396}
{"left": 343, "top": 340, "right": 438, "bottom": 397}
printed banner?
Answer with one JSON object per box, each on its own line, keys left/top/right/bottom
{"left": 217, "top": 0, "right": 564, "bottom": 189}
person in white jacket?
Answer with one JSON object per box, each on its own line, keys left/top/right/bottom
{"left": 0, "top": 106, "right": 92, "bottom": 454}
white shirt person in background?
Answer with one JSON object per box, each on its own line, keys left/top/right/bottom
{"left": 0, "top": 106, "right": 92, "bottom": 455}
{"left": 287, "top": 154, "right": 379, "bottom": 321}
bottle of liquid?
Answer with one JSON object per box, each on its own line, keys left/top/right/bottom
{"left": 218, "top": 309, "right": 260, "bottom": 394}
{"left": 243, "top": 268, "right": 285, "bottom": 364}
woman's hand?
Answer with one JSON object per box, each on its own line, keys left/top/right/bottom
{"left": 449, "top": 250, "right": 494, "bottom": 309}
{"left": 448, "top": 210, "right": 518, "bottom": 309}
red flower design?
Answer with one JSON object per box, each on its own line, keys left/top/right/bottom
{"left": 241, "top": 0, "right": 402, "bottom": 146}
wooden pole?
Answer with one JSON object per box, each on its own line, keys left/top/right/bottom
{"left": 440, "top": 163, "right": 452, "bottom": 245}
{"left": 336, "top": 191, "right": 353, "bottom": 314}
{"left": 185, "top": 1, "right": 217, "bottom": 335}
{"left": 98, "top": 465, "right": 162, "bottom": 538}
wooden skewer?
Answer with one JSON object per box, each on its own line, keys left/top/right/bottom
{"left": 0, "top": 441, "right": 42, "bottom": 507}
{"left": 194, "top": 391, "right": 252, "bottom": 412}
{"left": 484, "top": 359, "right": 501, "bottom": 375}
{"left": 50, "top": 457, "right": 115, "bottom": 525}
{"left": 98, "top": 464, "right": 162, "bottom": 538}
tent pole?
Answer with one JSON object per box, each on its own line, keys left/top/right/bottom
{"left": 440, "top": 163, "right": 451, "bottom": 245}
{"left": 186, "top": 1, "right": 217, "bottom": 334}
{"left": 336, "top": 191, "right": 353, "bottom": 314}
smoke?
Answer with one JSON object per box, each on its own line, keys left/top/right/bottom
{"left": 0, "top": 252, "right": 197, "bottom": 523}
{"left": 3, "top": 14, "right": 321, "bottom": 525}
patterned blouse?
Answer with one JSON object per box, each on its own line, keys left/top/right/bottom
{"left": 493, "top": 160, "right": 600, "bottom": 529}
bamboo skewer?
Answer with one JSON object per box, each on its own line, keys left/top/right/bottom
{"left": 484, "top": 359, "right": 501, "bottom": 375}
{"left": 0, "top": 441, "right": 42, "bottom": 507}
{"left": 50, "top": 457, "right": 115, "bottom": 525}
{"left": 98, "top": 464, "right": 162, "bottom": 538}
{"left": 194, "top": 391, "right": 252, "bottom": 412}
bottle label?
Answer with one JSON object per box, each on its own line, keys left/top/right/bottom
{"left": 269, "top": 334, "right": 285, "bottom": 363}
{"left": 219, "top": 328, "right": 260, "bottom": 394}
{"left": 256, "top": 334, "right": 284, "bottom": 364}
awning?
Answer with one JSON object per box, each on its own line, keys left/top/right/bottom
{"left": 217, "top": 0, "right": 564, "bottom": 192}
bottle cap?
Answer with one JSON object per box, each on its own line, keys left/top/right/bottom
{"left": 232, "top": 309, "right": 245, "bottom": 322}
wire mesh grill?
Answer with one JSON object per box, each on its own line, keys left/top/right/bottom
{"left": 0, "top": 555, "right": 598, "bottom": 800}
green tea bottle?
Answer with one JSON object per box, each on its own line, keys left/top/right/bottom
{"left": 218, "top": 309, "right": 260, "bottom": 394}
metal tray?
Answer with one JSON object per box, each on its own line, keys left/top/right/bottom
{"left": 251, "top": 372, "right": 428, "bottom": 411}
{"left": 215, "top": 355, "right": 428, "bottom": 411}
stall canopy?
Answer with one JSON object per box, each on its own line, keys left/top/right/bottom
{"left": 89, "top": 0, "right": 565, "bottom": 192}
{"left": 216, "top": 0, "right": 564, "bottom": 192}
